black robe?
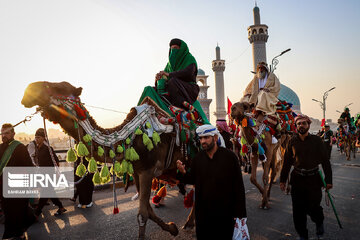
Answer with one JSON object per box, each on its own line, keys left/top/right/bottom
{"left": 166, "top": 63, "right": 200, "bottom": 108}
{"left": 178, "top": 147, "right": 247, "bottom": 240}
{"left": 74, "top": 159, "right": 94, "bottom": 205}
{"left": 0, "top": 141, "right": 36, "bottom": 239}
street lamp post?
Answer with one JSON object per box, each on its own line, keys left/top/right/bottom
{"left": 312, "top": 87, "right": 336, "bottom": 121}
{"left": 270, "top": 48, "right": 291, "bottom": 73}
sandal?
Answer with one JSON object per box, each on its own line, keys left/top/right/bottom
{"left": 54, "top": 208, "right": 67, "bottom": 216}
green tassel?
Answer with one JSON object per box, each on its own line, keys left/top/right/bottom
{"left": 88, "top": 157, "right": 97, "bottom": 173}
{"left": 254, "top": 138, "right": 259, "bottom": 144}
{"left": 130, "top": 147, "right": 140, "bottom": 161}
{"left": 135, "top": 128, "right": 143, "bottom": 135}
{"left": 83, "top": 134, "right": 92, "bottom": 143}
{"left": 125, "top": 148, "right": 131, "bottom": 160}
{"left": 240, "top": 137, "right": 247, "bottom": 145}
{"left": 116, "top": 145, "right": 124, "bottom": 153}
{"left": 101, "top": 175, "right": 111, "bottom": 184}
{"left": 261, "top": 134, "right": 265, "bottom": 139}
{"left": 128, "top": 162, "right": 134, "bottom": 175}
{"left": 152, "top": 131, "right": 161, "bottom": 146}
{"left": 146, "top": 141, "right": 154, "bottom": 151}
{"left": 97, "top": 146, "right": 104, "bottom": 157}
{"left": 109, "top": 149, "right": 116, "bottom": 159}
{"left": 92, "top": 170, "right": 101, "bottom": 185}
{"left": 66, "top": 148, "right": 77, "bottom": 162}
{"left": 73, "top": 143, "right": 78, "bottom": 155}
{"left": 114, "top": 161, "right": 121, "bottom": 173}
{"left": 143, "top": 133, "right": 151, "bottom": 146}
{"left": 120, "top": 160, "right": 129, "bottom": 173}
{"left": 76, "top": 163, "right": 87, "bottom": 177}
{"left": 76, "top": 141, "right": 89, "bottom": 157}
{"left": 100, "top": 165, "right": 110, "bottom": 178}
{"left": 126, "top": 138, "right": 131, "bottom": 145}
{"left": 146, "top": 122, "right": 152, "bottom": 129}
{"left": 110, "top": 165, "right": 114, "bottom": 175}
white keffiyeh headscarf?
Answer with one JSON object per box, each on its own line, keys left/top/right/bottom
{"left": 196, "top": 124, "right": 225, "bottom": 148}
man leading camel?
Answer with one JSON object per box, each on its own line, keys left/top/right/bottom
{"left": 176, "top": 124, "right": 247, "bottom": 239}
{"left": 155, "top": 38, "right": 200, "bottom": 108}
{"left": 242, "top": 62, "right": 280, "bottom": 127}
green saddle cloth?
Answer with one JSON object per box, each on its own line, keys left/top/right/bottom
{"left": 137, "top": 86, "right": 209, "bottom": 124}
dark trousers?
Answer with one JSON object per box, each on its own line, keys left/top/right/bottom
{"left": 291, "top": 181, "right": 324, "bottom": 239}
{"left": 36, "top": 198, "right": 63, "bottom": 215}
{"left": 196, "top": 216, "right": 235, "bottom": 240}
{"left": 167, "top": 78, "right": 199, "bottom": 108}
{"left": 2, "top": 198, "right": 36, "bottom": 239}
{"left": 325, "top": 144, "right": 332, "bottom": 160}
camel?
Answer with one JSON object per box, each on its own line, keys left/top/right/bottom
{"left": 230, "top": 101, "right": 278, "bottom": 209}
{"left": 21, "top": 81, "right": 194, "bottom": 239}
{"left": 231, "top": 101, "right": 294, "bottom": 208}
{"left": 337, "top": 119, "right": 356, "bottom": 160}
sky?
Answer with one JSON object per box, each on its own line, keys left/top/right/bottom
{"left": 1, "top": 0, "right": 360, "bottom": 135}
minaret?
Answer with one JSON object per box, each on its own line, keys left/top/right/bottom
{"left": 248, "top": 3, "right": 269, "bottom": 71}
{"left": 212, "top": 45, "right": 226, "bottom": 120}
{"left": 196, "top": 69, "right": 212, "bottom": 121}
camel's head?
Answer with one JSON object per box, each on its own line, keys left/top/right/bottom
{"left": 230, "top": 101, "right": 251, "bottom": 124}
{"left": 22, "top": 81, "right": 82, "bottom": 108}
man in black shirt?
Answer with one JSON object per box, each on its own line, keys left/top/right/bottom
{"left": 31, "top": 128, "right": 67, "bottom": 217}
{"left": 177, "top": 124, "right": 247, "bottom": 239}
{"left": 280, "top": 115, "right": 332, "bottom": 240}
{"left": 340, "top": 107, "right": 351, "bottom": 125}
{"left": 216, "top": 119, "right": 233, "bottom": 150}
{"left": 321, "top": 123, "right": 333, "bottom": 160}
{"left": 0, "top": 123, "right": 36, "bottom": 239}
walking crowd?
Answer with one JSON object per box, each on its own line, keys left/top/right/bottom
{"left": 2, "top": 38, "right": 359, "bottom": 240}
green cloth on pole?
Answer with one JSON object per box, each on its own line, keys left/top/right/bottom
{"left": 0, "top": 140, "right": 21, "bottom": 176}
{"left": 137, "top": 86, "right": 209, "bottom": 124}
{"left": 319, "top": 170, "right": 343, "bottom": 229}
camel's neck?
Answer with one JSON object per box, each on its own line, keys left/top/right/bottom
{"left": 242, "top": 126, "right": 255, "bottom": 145}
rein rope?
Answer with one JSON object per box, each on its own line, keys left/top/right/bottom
{"left": 42, "top": 116, "right": 87, "bottom": 185}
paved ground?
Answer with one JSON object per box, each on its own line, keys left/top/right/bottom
{"left": 1, "top": 148, "right": 360, "bottom": 239}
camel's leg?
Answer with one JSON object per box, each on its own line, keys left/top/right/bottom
{"left": 137, "top": 170, "right": 179, "bottom": 237}
{"left": 137, "top": 171, "right": 153, "bottom": 240}
{"left": 134, "top": 172, "right": 140, "bottom": 193}
{"left": 346, "top": 144, "right": 351, "bottom": 160}
{"left": 148, "top": 198, "right": 179, "bottom": 236}
{"left": 261, "top": 157, "right": 271, "bottom": 209}
{"left": 250, "top": 154, "right": 264, "bottom": 195}
{"left": 183, "top": 204, "right": 195, "bottom": 229}
{"left": 267, "top": 146, "right": 278, "bottom": 199}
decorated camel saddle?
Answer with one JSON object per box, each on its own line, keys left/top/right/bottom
{"left": 234, "top": 99, "right": 297, "bottom": 161}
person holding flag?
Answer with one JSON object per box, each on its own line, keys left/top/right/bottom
{"left": 280, "top": 115, "right": 332, "bottom": 240}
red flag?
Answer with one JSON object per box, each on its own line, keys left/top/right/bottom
{"left": 227, "top": 97, "right": 233, "bottom": 115}
{"left": 321, "top": 118, "right": 325, "bottom": 127}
